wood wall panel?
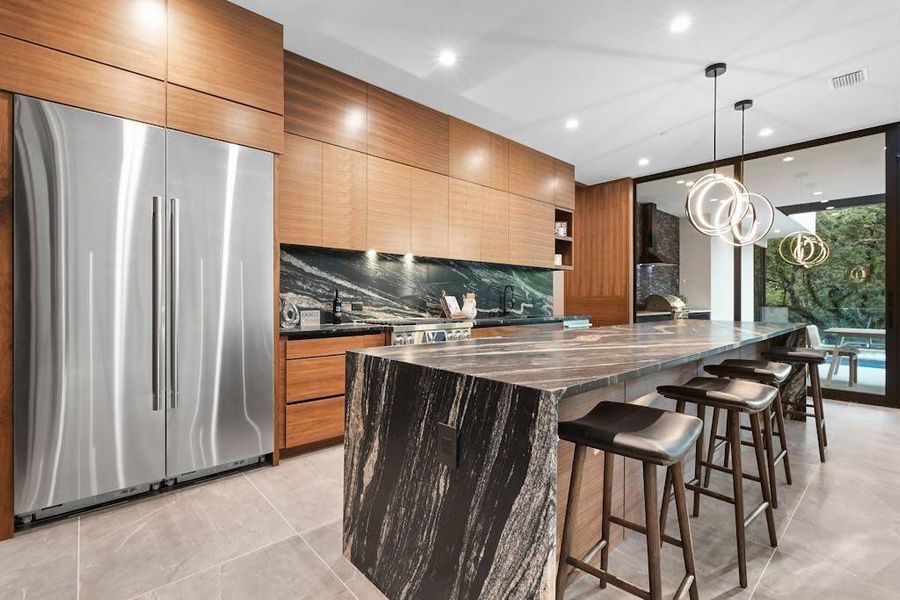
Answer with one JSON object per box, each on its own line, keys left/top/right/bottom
{"left": 509, "top": 194, "right": 554, "bottom": 267}
{"left": 565, "top": 179, "right": 634, "bottom": 325}
{"left": 0, "top": 34, "right": 166, "bottom": 126}
{"left": 167, "top": 0, "right": 283, "bottom": 115}
{"left": 284, "top": 52, "right": 367, "bottom": 152}
{"left": 509, "top": 141, "right": 556, "bottom": 204}
{"left": 554, "top": 160, "right": 576, "bottom": 210}
{"left": 448, "top": 179, "right": 482, "bottom": 262}
{"left": 410, "top": 168, "right": 449, "bottom": 258}
{"left": 367, "top": 86, "right": 449, "bottom": 175}
{"left": 278, "top": 134, "right": 323, "bottom": 246}
{"left": 322, "top": 144, "right": 367, "bottom": 251}
{"left": 480, "top": 188, "right": 509, "bottom": 264}
{"left": 449, "top": 118, "right": 508, "bottom": 191}
{"left": 166, "top": 84, "right": 284, "bottom": 153}
{"left": 0, "top": 93, "right": 12, "bottom": 540}
{"left": 0, "top": 0, "right": 167, "bottom": 79}
{"left": 367, "top": 156, "right": 411, "bottom": 255}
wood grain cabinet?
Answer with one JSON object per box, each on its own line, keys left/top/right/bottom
{"left": 449, "top": 118, "right": 508, "bottom": 191}
{"left": 410, "top": 168, "right": 449, "bottom": 258}
{"left": 323, "top": 144, "right": 367, "bottom": 251}
{"left": 367, "top": 156, "right": 411, "bottom": 255}
{"left": 480, "top": 187, "right": 509, "bottom": 264}
{"left": 448, "top": 179, "right": 483, "bottom": 262}
{"left": 554, "top": 160, "right": 576, "bottom": 210}
{"left": 0, "top": 0, "right": 168, "bottom": 80}
{"left": 367, "top": 86, "right": 449, "bottom": 175}
{"left": 167, "top": 0, "right": 284, "bottom": 115}
{"left": 284, "top": 52, "right": 367, "bottom": 152}
{"left": 509, "top": 142, "right": 556, "bottom": 204}
{"left": 509, "top": 194, "right": 554, "bottom": 267}
{"left": 283, "top": 334, "right": 383, "bottom": 449}
{"left": 279, "top": 134, "right": 323, "bottom": 246}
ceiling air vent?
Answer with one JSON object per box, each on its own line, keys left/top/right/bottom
{"left": 828, "top": 67, "right": 869, "bottom": 90}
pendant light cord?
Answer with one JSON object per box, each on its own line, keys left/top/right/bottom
{"left": 712, "top": 72, "right": 718, "bottom": 173}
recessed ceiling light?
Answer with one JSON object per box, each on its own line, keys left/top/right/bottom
{"left": 437, "top": 49, "right": 457, "bottom": 67}
{"left": 669, "top": 15, "right": 692, "bottom": 33}
{"left": 685, "top": 180, "right": 695, "bottom": 186}
{"left": 774, "top": 229, "right": 781, "bottom": 234}
{"left": 709, "top": 198, "right": 719, "bottom": 202}
{"left": 676, "top": 180, "right": 685, "bottom": 184}
{"left": 820, "top": 199, "right": 829, "bottom": 204}
{"left": 782, "top": 156, "right": 794, "bottom": 162}
{"left": 759, "top": 127, "right": 774, "bottom": 137}
{"left": 638, "top": 157, "right": 650, "bottom": 167}
{"left": 565, "top": 118, "right": 579, "bottom": 130}
{"left": 813, "top": 191, "right": 823, "bottom": 196}
{"left": 826, "top": 206, "right": 835, "bottom": 210}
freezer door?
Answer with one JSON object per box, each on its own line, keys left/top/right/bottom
{"left": 13, "top": 97, "right": 167, "bottom": 514}
{"left": 165, "top": 131, "right": 274, "bottom": 476}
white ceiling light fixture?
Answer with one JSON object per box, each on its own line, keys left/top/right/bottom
{"left": 565, "top": 118, "right": 579, "bottom": 130}
{"left": 718, "top": 99, "right": 775, "bottom": 247}
{"left": 759, "top": 127, "right": 774, "bottom": 137}
{"left": 782, "top": 156, "right": 794, "bottom": 162}
{"left": 437, "top": 49, "right": 457, "bottom": 67}
{"left": 669, "top": 15, "right": 692, "bottom": 33}
{"left": 676, "top": 180, "right": 685, "bottom": 184}
{"left": 638, "top": 157, "right": 650, "bottom": 166}
{"left": 685, "top": 63, "right": 751, "bottom": 237}
{"left": 813, "top": 191, "right": 823, "bottom": 196}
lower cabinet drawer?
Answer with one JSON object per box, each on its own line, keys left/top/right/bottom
{"left": 286, "top": 355, "right": 345, "bottom": 401}
{"left": 285, "top": 396, "right": 345, "bottom": 448}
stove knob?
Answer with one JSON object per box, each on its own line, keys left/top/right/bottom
{"left": 394, "top": 335, "right": 405, "bottom": 345}
{"left": 404, "top": 334, "right": 415, "bottom": 345}
{"left": 461, "top": 330, "right": 470, "bottom": 340}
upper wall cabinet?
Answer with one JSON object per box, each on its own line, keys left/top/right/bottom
{"left": 284, "top": 52, "right": 367, "bottom": 153}
{"left": 279, "top": 134, "right": 323, "bottom": 246}
{"left": 554, "top": 160, "right": 576, "bottom": 210}
{"left": 509, "top": 194, "right": 554, "bottom": 268}
{"left": 449, "top": 118, "right": 508, "bottom": 191}
{"left": 410, "top": 168, "right": 449, "bottom": 259}
{"left": 448, "top": 179, "right": 482, "bottom": 262}
{"left": 367, "top": 156, "right": 411, "bottom": 255}
{"left": 509, "top": 142, "right": 556, "bottom": 204}
{"left": 367, "top": 86, "right": 449, "bottom": 175}
{"left": 0, "top": 0, "right": 168, "bottom": 80}
{"left": 168, "top": 0, "right": 283, "bottom": 115}
{"left": 323, "top": 144, "right": 367, "bottom": 251}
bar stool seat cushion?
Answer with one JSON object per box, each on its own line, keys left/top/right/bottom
{"left": 704, "top": 359, "right": 792, "bottom": 384}
{"left": 658, "top": 377, "right": 777, "bottom": 413}
{"left": 763, "top": 346, "right": 826, "bottom": 365}
{"left": 558, "top": 402, "right": 702, "bottom": 465}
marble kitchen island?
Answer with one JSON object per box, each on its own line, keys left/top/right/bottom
{"left": 343, "top": 321, "right": 805, "bottom": 599}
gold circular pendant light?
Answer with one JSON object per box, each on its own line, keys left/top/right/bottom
{"left": 849, "top": 266, "right": 868, "bottom": 283}
{"left": 778, "top": 232, "right": 830, "bottom": 269}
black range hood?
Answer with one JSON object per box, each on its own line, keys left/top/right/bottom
{"left": 638, "top": 203, "right": 678, "bottom": 266}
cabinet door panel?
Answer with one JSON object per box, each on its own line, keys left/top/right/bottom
{"left": 286, "top": 356, "right": 344, "bottom": 402}
{"left": 509, "top": 195, "right": 554, "bottom": 267}
{"left": 285, "top": 397, "right": 344, "bottom": 447}
{"left": 167, "top": 0, "right": 283, "bottom": 114}
{"left": 480, "top": 188, "right": 509, "bottom": 264}
{"left": 449, "top": 118, "right": 508, "bottom": 191}
{"left": 509, "top": 142, "right": 555, "bottom": 203}
{"left": 367, "top": 86, "right": 449, "bottom": 175}
{"left": 554, "top": 160, "right": 576, "bottom": 210}
{"left": 0, "top": 0, "right": 167, "bottom": 79}
{"left": 323, "top": 144, "right": 367, "bottom": 250}
{"left": 411, "top": 168, "right": 449, "bottom": 258}
{"left": 279, "top": 135, "right": 323, "bottom": 246}
{"left": 448, "top": 179, "right": 482, "bottom": 262}
{"left": 367, "top": 156, "right": 411, "bottom": 255}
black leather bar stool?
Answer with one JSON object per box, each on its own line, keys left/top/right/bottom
{"left": 763, "top": 347, "right": 828, "bottom": 463}
{"left": 702, "top": 359, "right": 793, "bottom": 509}
{"left": 657, "top": 378, "right": 778, "bottom": 589}
{"left": 556, "top": 402, "right": 702, "bottom": 600}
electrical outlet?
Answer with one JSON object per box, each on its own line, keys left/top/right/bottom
{"left": 437, "top": 422, "right": 458, "bottom": 469}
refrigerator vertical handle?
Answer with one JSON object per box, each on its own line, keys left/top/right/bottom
{"left": 152, "top": 196, "right": 164, "bottom": 412}
{"left": 169, "top": 197, "right": 180, "bottom": 409}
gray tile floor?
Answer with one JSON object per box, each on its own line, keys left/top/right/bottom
{"left": 1, "top": 399, "right": 898, "bottom": 599}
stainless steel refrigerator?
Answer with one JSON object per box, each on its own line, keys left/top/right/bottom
{"left": 13, "top": 96, "right": 274, "bottom": 520}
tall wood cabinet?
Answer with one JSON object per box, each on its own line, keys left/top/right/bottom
{"left": 411, "top": 169, "right": 450, "bottom": 258}
{"left": 323, "top": 144, "right": 367, "bottom": 250}
{"left": 448, "top": 179, "right": 483, "bottom": 261}
{"left": 509, "top": 195, "right": 555, "bottom": 268}
{"left": 367, "top": 156, "right": 411, "bottom": 255}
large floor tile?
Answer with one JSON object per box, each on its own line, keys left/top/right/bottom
{"left": 79, "top": 472, "right": 292, "bottom": 599}
{"left": 138, "top": 536, "right": 354, "bottom": 600}
{"left": 0, "top": 517, "right": 78, "bottom": 600}
{"left": 302, "top": 519, "right": 388, "bottom": 600}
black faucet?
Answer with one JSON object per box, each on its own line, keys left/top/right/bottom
{"left": 502, "top": 285, "right": 515, "bottom": 316}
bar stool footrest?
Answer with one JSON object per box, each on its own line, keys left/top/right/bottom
{"left": 566, "top": 556, "right": 651, "bottom": 600}
{"left": 609, "top": 515, "right": 684, "bottom": 548}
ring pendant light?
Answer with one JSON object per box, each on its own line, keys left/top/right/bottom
{"left": 685, "top": 63, "right": 750, "bottom": 237}
{"left": 778, "top": 232, "right": 830, "bottom": 269}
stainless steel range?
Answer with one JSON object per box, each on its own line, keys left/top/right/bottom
{"left": 358, "top": 319, "right": 474, "bottom": 345}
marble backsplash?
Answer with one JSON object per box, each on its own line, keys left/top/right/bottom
{"left": 280, "top": 246, "right": 554, "bottom": 321}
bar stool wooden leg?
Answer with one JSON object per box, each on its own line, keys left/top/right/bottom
{"left": 727, "top": 411, "right": 748, "bottom": 588}
{"left": 556, "top": 444, "right": 586, "bottom": 597}
{"left": 670, "top": 462, "right": 699, "bottom": 600}
{"left": 808, "top": 367, "right": 827, "bottom": 462}
{"left": 762, "top": 407, "right": 779, "bottom": 509}
{"left": 702, "top": 407, "right": 721, "bottom": 487}
{"left": 599, "top": 451, "right": 613, "bottom": 589}
{"left": 659, "top": 401, "right": 686, "bottom": 539}
{"left": 773, "top": 391, "right": 792, "bottom": 485}
{"left": 750, "top": 413, "right": 778, "bottom": 548}
{"left": 692, "top": 403, "right": 705, "bottom": 518}
{"left": 643, "top": 462, "right": 662, "bottom": 600}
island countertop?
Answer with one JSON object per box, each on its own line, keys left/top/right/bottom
{"left": 352, "top": 320, "right": 804, "bottom": 397}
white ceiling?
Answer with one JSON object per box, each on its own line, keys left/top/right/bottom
{"left": 234, "top": 0, "right": 900, "bottom": 185}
